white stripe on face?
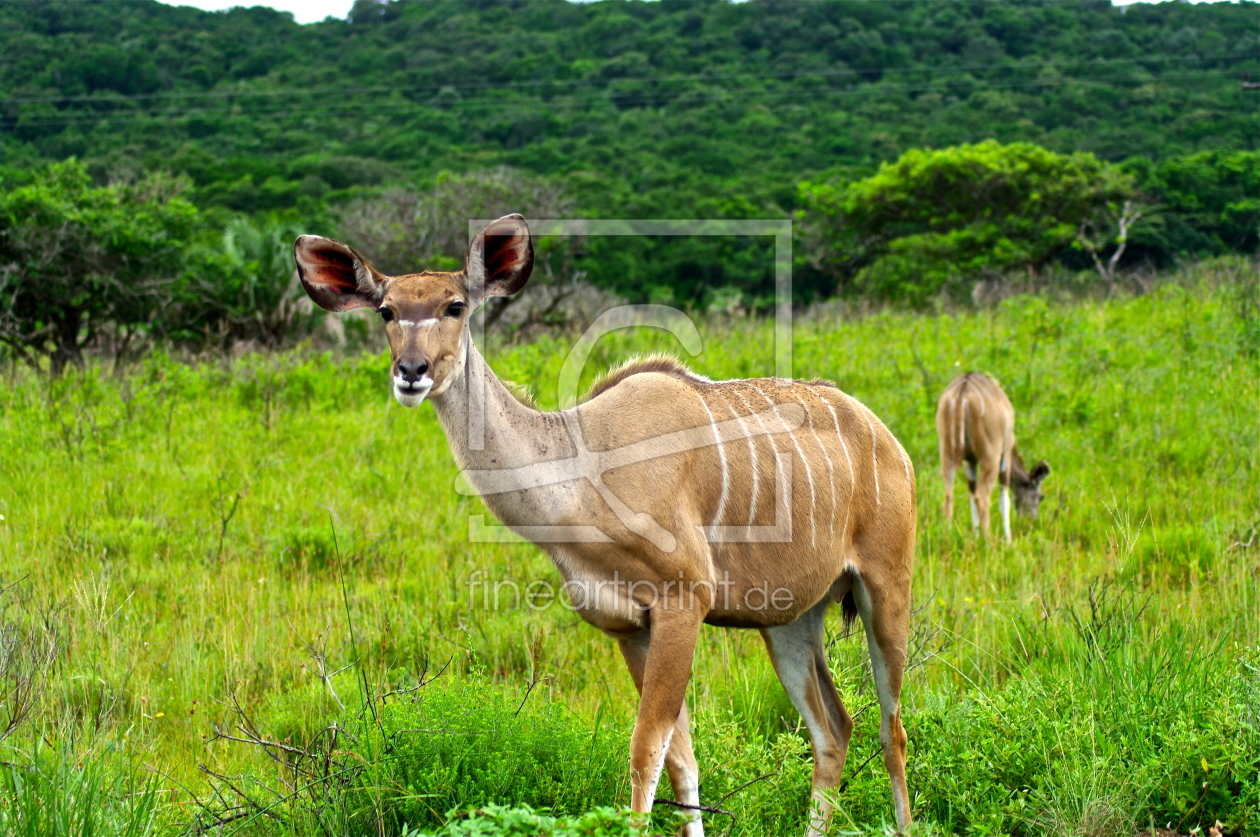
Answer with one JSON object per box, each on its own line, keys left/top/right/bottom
{"left": 393, "top": 374, "right": 433, "bottom": 407}
{"left": 394, "top": 318, "right": 439, "bottom": 328}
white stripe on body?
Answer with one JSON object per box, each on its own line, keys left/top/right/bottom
{"left": 719, "top": 390, "right": 762, "bottom": 526}
{"left": 800, "top": 389, "right": 839, "bottom": 543}
{"left": 957, "top": 396, "right": 966, "bottom": 456}
{"left": 820, "top": 397, "right": 855, "bottom": 541}
{"left": 731, "top": 388, "right": 788, "bottom": 536}
{"left": 894, "top": 436, "right": 913, "bottom": 491}
{"left": 751, "top": 384, "right": 817, "bottom": 548}
{"left": 968, "top": 470, "right": 980, "bottom": 528}
{"left": 733, "top": 388, "right": 789, "bottom": 532}
{"left": 641, "top": 726, "right": 675, "bottom": 809}
{"left": 697, "top": 394, "right": 730, "bottom": 541}
{"left": 673, "top": 762, "right": 702, "bottom": 836}
{"left": 1000, "top": 485, "right": 1011, "bottom": 541}
{"left": 866, "top": 416, "right": 880, "bottom": 508}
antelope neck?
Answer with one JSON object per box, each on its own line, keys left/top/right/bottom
{"left": 429, "top": 336, "right": 574, "bottom": 481}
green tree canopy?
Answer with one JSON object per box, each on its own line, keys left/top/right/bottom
{"left": 0, "top": 0, "right": 1253, "bottom": 224}
{"left": 0, "top": 159, "right": 201, "bottom": 372}
{"left": 800, "top": 140, "right": 1135, "bottom": 303}
{"left": 1123, "top": 149, "right": 1260, "bottom": 261}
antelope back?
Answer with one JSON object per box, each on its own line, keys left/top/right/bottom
{"left": 567, "top": 360, "right": 916, "bottom": 625}
{"left": 935, "top": 373, "right": 1015, "bottom": 466}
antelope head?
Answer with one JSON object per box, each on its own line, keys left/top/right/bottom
{"left": 1013, "top": 461, "right": 1051, "bottom": 519}
{"left": 293, "top": 214, "right": 534, "bottom": 407}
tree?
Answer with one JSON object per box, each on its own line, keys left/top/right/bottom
{"left": 0, "top": 160, "right": 202, "bottom": 374}
{"left": 195, "top": 216, "right": 314, "bottom": 347}
{"left": 1075, "top": 198, "right": 1148, "bottom": 288}
{"left": 334, "top": 168, "right": 573, "bottom": 274}
{"left": 800, "top": 141, "right": 1136, "bottom": 304}
{"left": 1121, "top": 150, "right": 1260, "bottom": 263}
{"left": 334, "top": 168, "right": 589, "bottom": 333}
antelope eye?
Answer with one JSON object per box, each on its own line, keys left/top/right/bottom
{"left": 446, "top": 301, "right": 466, "bottom": 318}
{"left": 376, "top": 307, "right": 394, "bottom": 323}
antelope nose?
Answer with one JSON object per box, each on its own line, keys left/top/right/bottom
{"left": 398, "top": 359, "right": 429, "bottom": 383}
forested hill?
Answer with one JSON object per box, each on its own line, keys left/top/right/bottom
{"left": 0, "top": 0, "right": 1255, "bottom": 323}
{"left": 2, "top": 0, "right": 1256, "bottom": 217}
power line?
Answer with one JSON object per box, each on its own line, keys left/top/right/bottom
{"left": 6, "top": 68, "right": 1246, "bottom": 129}
{"left": 9, "top": 70, "right": 1244, "bottom": 128}
{"left": 2, "top": 51, "right": 1256, "bottom": 106}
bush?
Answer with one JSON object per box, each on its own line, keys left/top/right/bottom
{"left": 1122, "top": 150, "right": 1260, "bottom": 265}
{"left": 800, "top": 141, "right": 1134, "bottom": 304}
{"left": 0, "top": 160, "right": 203, "bottom": 373}
{"left": 405, "top": 805, "right": 662, "bottom": 837}
{"left": 353, "top": 679, "right": 629, "bottom": 832}
{"left": 201, "top": 677, "right": 631, "bottom": 836}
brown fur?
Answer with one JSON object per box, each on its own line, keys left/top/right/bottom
{"left": 936, "top": 372, "right": 1048, "bottom": 541}
{"left": 294, "top": 215, "right": 918, "bottom": 837}
{"left": 501, "top": 379, "right": 537, "bottom": 408}
{"left": 583, "top": 354, "right": 693, "bottom": 403}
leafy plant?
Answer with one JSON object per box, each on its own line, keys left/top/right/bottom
{"left": 405, "top": 805, "right": 661, "bottom": 837}
{"left": 0, "top": 160, "right": 202, "bottom": 373}
{"left": 203, "top": 216, "right": 316, "bottom": 347}
{"left": 800, "top": 141, "right": 1135, "bottom": 303}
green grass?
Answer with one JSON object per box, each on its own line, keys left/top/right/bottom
{"left": 0, "top": 259, "right": 1255, "bottom": 836}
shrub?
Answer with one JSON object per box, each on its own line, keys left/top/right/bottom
{"left": 800, "top": 141, "right": 1134, "bottom": 304}
{"left": 351, "top": 679, "right": 629, "bottom": 832}
{"left": 404, "top": 805, "right": 662, "bottom": 837}
{"left": 0, "top": 160, "right": 203, "bottom": 373}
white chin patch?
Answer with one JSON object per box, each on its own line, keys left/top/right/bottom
{"left": 393, "top": 375, "right": 433, "bottom": 408}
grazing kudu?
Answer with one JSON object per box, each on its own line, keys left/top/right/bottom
{"left": 293, "top": 215, "right": 917, "bottom": 836}
{"left": 936, "top": 373, "right": 1050, "bottom": 542}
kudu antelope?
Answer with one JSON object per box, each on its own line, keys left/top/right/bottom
{"left": 936, "top": 373, "right": 1050, "bottom": 541}
{"left": 293, "top": 215, "right": 917, "bottom": 836}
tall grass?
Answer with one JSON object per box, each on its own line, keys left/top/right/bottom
{"left": 0, "top": 261, "right": 1255, "bottom": 835}
{"left": 0, "top": 741, "right": 161, "bottom": 837}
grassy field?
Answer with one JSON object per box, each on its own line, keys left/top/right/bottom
{"left": 0, "top": 259, "right": 1256, "bottom": 836}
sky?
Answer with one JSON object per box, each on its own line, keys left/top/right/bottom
{"left": 158, "top": 0, "right": 352, "bottom": 23}
{"left": 156, "top": 0, "right": 1233, "bottom": 26}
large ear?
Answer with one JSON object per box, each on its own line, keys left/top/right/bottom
{"left": 293, "top": 235, "right": 388, "bottom": 312}
{"left": 466, "top": 214, "right": 533, "bottom": 305}
{"left": 1029, "top": 461, "right": 1050, "bottom": 483}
